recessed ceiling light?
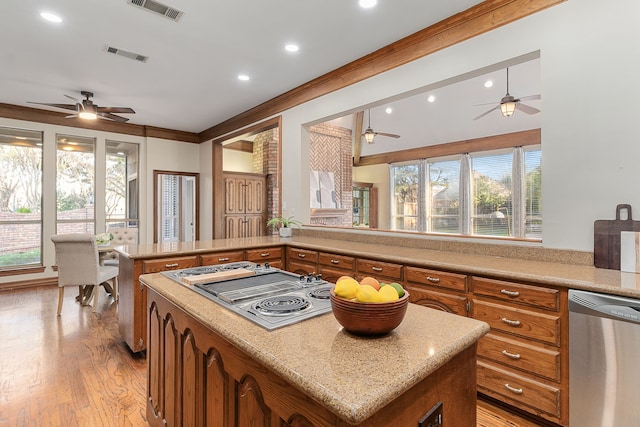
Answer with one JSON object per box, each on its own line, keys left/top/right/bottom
{"left": 237, "top": 74, "right": 250, "bottom": 81}
{"left": 484, "top": 80, "right": 494, "bottom": 88}
{"left": 359, "top": 0, "right": 377, "bottom": 9}
{"left": 40, "top": 11, "right": 62, "bottom": 23}
{"left": 427, "top": 95, "right": 436, "bottom": 103}
{"left": 385, "top": 107, "right": 393, "bottom": 114}
{"left": 284, "top": 44, "right": 299, "bottom": 53}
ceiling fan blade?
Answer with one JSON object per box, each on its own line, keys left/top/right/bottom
{"left": 65, "top": 114, "right": 79, "bottom": 119}
{"left": 375, "top": 132, "right": 400, "bottom": 138}
{"left": 27, "top": 102, "right": 78, "bottom": 111}
{"left": 516, "top": 103, "right": 540, "bottom": 115}
{"left": 97, "top": 106, "right": 136, "bottom": 114}
{"left": 518, "top": 94, "right": 541, "bottom": 102}
{"left": 64, "top": 94, "right": 80, "bottom": 103}
{"left": 473, "top": 101, "right": 499, "bottom": 107}
{"left": 473, "top": 105, "right": 500, "bottom": 120}
{"left": 97, "top": 112, "right": 130, "bottom": 122}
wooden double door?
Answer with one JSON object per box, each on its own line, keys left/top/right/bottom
{"left": 224, "top": 172, "right": 267, "bottom": 238}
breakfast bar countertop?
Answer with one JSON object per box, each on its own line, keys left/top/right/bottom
{"left": 118, "top": 234, "right": 640, "bottom": 299}
{"left": 140, "top": 272, "right": 489, "bottom": 425}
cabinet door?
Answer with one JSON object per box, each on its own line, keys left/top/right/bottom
{"left": 244, "top": 178, "right": 264, "bottom": 215}
{"left": 405, "top": 284, "right": 468, "bottom": 316}
{"left": 246, "top": 215, "right": 265, "bottom": 237}
{"left": 225, "top": 216, "right": 246, "bottom": 239}
{"left": 224, "top": 177, "right": 244, "bottom": 215}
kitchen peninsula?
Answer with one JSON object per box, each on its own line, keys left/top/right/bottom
{"left": 141, "top": 271, "right": 489, "bottom": 426}
{"left": 116, "top": 230, "right": 640, "bottom": 426}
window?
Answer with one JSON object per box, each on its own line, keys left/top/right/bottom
{"left": 428, "top": 157, "right": 461, "bottom": 234}
{"left": 56, "top": 135, "right": 95, "bottom": 234}
{"left": 390, "top": 145, "right": 541, "bottom": 239}
{"left": 105, "top": 141, "right": 139, "bottom": 230}
{"left": 471, "top": 150, "right": 513, "bottom": 236}
{"left": 0, "top": 127, "right": 43, "bottom": 268}
{"left": 390, "top": 163, "right": 420, "bottom": 231}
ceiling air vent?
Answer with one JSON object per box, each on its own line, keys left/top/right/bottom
{"left": 106, "top": 46, "right": 149, "bottom": 63}
{"left": 128, "top": 0, "right": 183, "bottom": 21}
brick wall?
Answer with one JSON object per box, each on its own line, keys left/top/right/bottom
{"left": 309, "top": 123, "right": 352, "bottom": 227}
{"left": 0, "top": 207, "right": 95, "bottom": 255}
{"left": 253, "top": 129, "right": 279, "bottom": 232}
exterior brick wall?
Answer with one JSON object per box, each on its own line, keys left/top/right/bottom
{"left": 0, "top": 207, "right": 95, "bottom": 255}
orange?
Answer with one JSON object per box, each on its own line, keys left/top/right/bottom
{"left": 359, "top": 276, "right": 380, "bottom": 291}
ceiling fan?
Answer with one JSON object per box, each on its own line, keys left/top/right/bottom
{"left": 362, "top": 109, "right": 400, "bottom": 143}
{"left": 28, "top": 91, "right": 135, "bottom": 123}
{"left": 473, "top": 68, "right": 540, "bottom": 120}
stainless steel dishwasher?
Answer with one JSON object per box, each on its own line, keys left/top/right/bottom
{"left": 569, "top": 289, "right": 640, "bottom": 427}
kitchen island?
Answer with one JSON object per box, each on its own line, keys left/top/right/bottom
{"left": 141, "top": 272, "right": 489, "bottom": 426}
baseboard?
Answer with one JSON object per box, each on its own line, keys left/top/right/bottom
{"left": 0, "top": 277, "right": 57, "bottom": 292}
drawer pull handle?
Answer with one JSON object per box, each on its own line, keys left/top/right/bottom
{"left": 218, "top": 257, "right": 229, "bottom": 262}
{"left": 298, "top": 253, "right": 306, "bottom": 258}
{"left": 504, "top": 384, "right": 523, "bottom": 394}
{"left": 260, "top": 253, "right": 270, "bottom": 257}
{"left": 501, "top": 317, "right": 521, "bottom": 327}
{"left": 331, "top": 259, "right": 340, "bottom": 264}
{"left": 501, "top": 350, "right": 521, "bottom": 360}
{"left": 165, "top": 263, "right": 179, "bottom": 268}
{"left": 372, "top": 266, "right": 383, "bottom": 272}
{"left": 500, "top": 289, "right": 520, "bottom": 297}
{"left": 426, "top": 276, "right": 440, "bottom": 283}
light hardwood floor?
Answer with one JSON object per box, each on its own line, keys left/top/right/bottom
{"left": 0, "top": 285, "right": 543, "bottom": 426}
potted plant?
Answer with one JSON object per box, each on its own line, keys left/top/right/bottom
{"left": 266, "top": 216, "right": 302, "bottom": 238}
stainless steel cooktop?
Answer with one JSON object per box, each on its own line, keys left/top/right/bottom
{"left": 162, "top": 262, "right": 333, "bottom": 330}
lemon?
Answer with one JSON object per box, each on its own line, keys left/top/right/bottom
{"left": 355, "top": 284, "right": 383, "bottom": 302}
{"left": 334, "top": 277, "right": 359, "bottom": 299}
{"left": 379, "top": 285, "right": 400, "bottom": 302}
{"left": 388, "top": 282, "right": 405, "bottom": 298}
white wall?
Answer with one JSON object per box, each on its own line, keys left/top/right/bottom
{"left": 279, "top": 0, "right": 640, "bottom": 252}
{"left": 144, "top": 137, "right": 200, "bottom": 242}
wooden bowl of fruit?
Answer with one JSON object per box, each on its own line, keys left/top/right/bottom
{"left": 330, "top": 276, "right": 409, "bottom": 336}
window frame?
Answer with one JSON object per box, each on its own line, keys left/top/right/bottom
{"left": 389, "top": 142, "right": 541, "bottom": 241}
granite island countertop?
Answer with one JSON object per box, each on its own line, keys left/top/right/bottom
{"left": 140, "top": 272, "right": 489, "bottom": 425}
{"left": 118, "top": 234, "right": 640, "bottom": 299}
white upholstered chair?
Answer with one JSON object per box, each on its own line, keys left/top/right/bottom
{"left": 102, "top": 227, "right": 138, "bottom": 266}
{"left": 51, "top": 234, "right": 119, "bottom": 315}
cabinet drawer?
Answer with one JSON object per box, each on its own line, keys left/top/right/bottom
{"left": 317, "top": 266, "right": 354, "bottom": 283}
{"left": 318, "top": 252, "right": 355, "bottom": 270}
{"left": 478, "top": 333, "right": 560, "bottom": 382}
{"left": 143, "top": 256, "right": 199, "bottom": 273}
{"left": 472, "top": 277, "right": 559, "bottom": 311}
{"left": 356, "top": 259, "right": 402, "bottom": 281}
{"left": 246, "top": 247, "right": 282, "bottom": 262}
{"left": 286, "top": 247, "right": 318, "bottom": 264}
{"left": 477, "top": 361, "right": 561, "bottom": 420}
{"left": 287, "top": 260, "right": 316, "bottom": 276}
{"left": 405, "top": 266, "right": 467, "bottom": 292}
{"left": 199, "top": 251, "right": 245, "bottom": 266}
{"left": 473, "top": 300, "right": 560, "bottom": 346}
{"left": 405, "top": 285, "right": 468, "bottom": 317}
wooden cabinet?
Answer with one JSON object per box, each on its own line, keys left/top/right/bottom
{"left": 199, "top": 250, "right": 245, "bottom": 265}
{"left": 142, "top": 256, "right": 199, "bottom": 273}
{"left": 119, "top": 254, "right": 198, "bottom": 353}
{"left": 355, "top": 258, "right": 402, "bottom": 282}
{"left": 245, "top": 246, "right": 283, "bottom": 269}
{"left": 317, "top": 252, "right": 355, "bottom": 283}
{"left": 286, "top": 247, "right": 318, "bottom": 276}
{"left": 224, "top": 173, "right": 267, "bottom": 239}
{"left": 405, "top": 266, "right": 469, "bottom": 316}
{"left": 471, "top": 276, "right": 567, "bottom": 425}
{"left": 146, "top": 286, "right": 480, "bottom": 427}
